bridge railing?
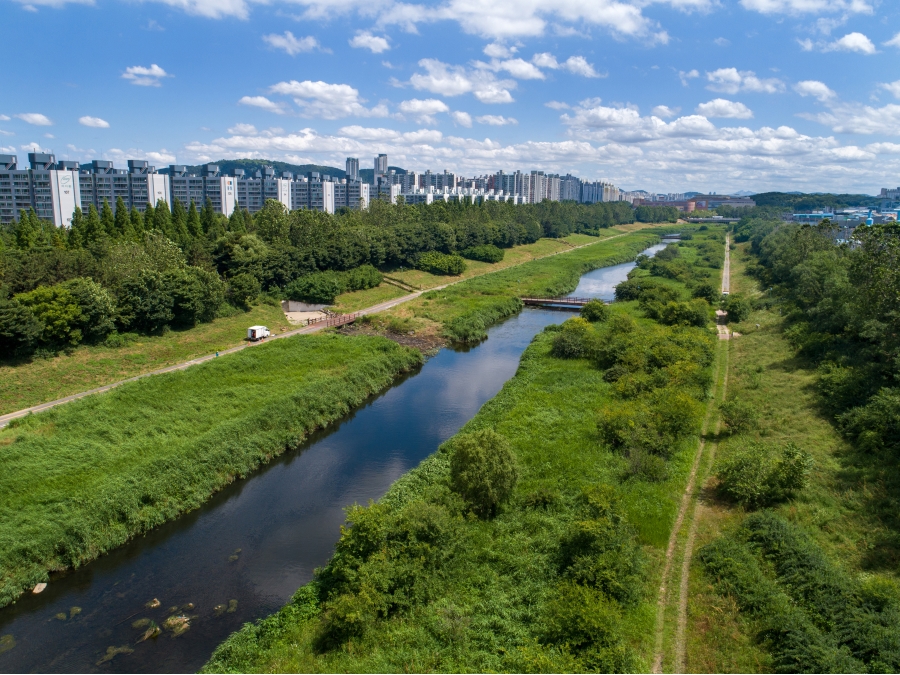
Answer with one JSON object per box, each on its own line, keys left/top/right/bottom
{"left": 306, "top": 312, "right": 362, "bottom": 327}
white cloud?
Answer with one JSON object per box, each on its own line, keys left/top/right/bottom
{"left": 0, "top": 115, "right": 10, "bottom": 121}
{"left": 826, "top": 31, "right": 876, "bottom": 54}
{"left": 546, "top": 101, "right": 571, "bottom": 110}
{"left": 451, "top": 111, "right": 473, "bottom": 127}
{"left": 15, "top": 113, "right": 52, "bottom": 126}
{"left": 103, "top": 147, "right": 178, "bottom": 165}
{"left": 739, "top": 0, "right": 873, "bottom": 15}
{"left": 227, "top": 123, "right": 258, "bottom": 134}
{"left": 714, "top": 37, "right": 730, "bottom": 46}
{"left": 349, "top": 31, "right": 390, "bottom": 53}
{"left": 529, "top": 53, "right": 601, "bottom": 77}
{"left": 794, "top": 80, "right": 836, "bottom": 102}
{"left": 238, "top": 96, "right": 288, "bottom": 114}
{"left": 493, "top": 58, "right": 546, "bottom": 80}
{"left": 409, "top": 59, "right": 516, "bottom": 104}
{"left": 78, "top": 116, "right": 110, "bottom": 128}
{"left": 880, "top": 81, "right": 900, "bottom": 100}
{"left": 885, "top": 32, "right": 900, "bottom": 49}
{"left": 399, "top": 98, "right": 449, "bottom": 124}
{"left": 483, "top": 43, "right": 515, "bottom": 58}
{"left": 706, "top": 68, "right": 785, "bottom": 94}
{"left": 477, "top": 115, "right": 518, "bottom": 125}
{"left": 679, "top": 69, "right": 699, "bottom": 86}
{"left": 122, "top": 64, "right": 171, "bottom": 87}
{"left": 696, "top": 98, "right": 754, "bottom": 119}
{"left": 263, "top": 31, "right": 319, "bottom": 56}
{"left": 801, "top": 102, "right": 900, "bottom": 135}
{"left": 268, "top": 80, "right": 390, "bottom": 118}
{"left": 652, "top": 105, "right": 680, "bottom": 118}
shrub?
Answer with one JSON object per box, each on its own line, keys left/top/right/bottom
{"left": 460, "top": 244, "right": 504, "bottom": 263}
{"left": 15, "top": 283, "right": 84, "bottom": 345}
{"left": 658, "top": 299, "right": 709, "bottom": 327}
{"left": 416, "top": 251, "right": 467, "bottom": 275}
{"left": 165, "top": 267, "right": 225, "bottom": 326}
{"left": 723, "top": 293, "right": 752, "bottom": 323}
{"left": 448, "top": 429, "right": 518, "bottom": 518}
{"left": 551, "top": 317, "right": 592, "bottom": 358}
{"left": 716, "top": 442, "right": 812, "bottom": 508}
{"left": 284, "top": 272, "right": 343, "bottom": 305}
{"left": 580, "top": 300, "right": 610, "bottom": 323}
{"left": 692, "top": 282, "right": 719, "bottom": 303}
{"left": 720, "top": 397, "right": 758, "bottom": 434}
{"left": 626, "top": 448, "right": 668, "bottom": 482}
{"left": 62, "top": 278, "right": 117, "bottom": 341}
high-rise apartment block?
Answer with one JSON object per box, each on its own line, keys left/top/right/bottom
{"left": 345, "top": 158, "right": 360, "bottom": 182}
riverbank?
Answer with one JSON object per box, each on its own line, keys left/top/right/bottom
{"left": 202, "top": 228, "right": 728, "bottom": 672}
{"left": 0, "top": 227, "right": 655, "bottom": 416}
{"left": 685, "top": 240, "right": 900, "bottom": 672}
{"left": 0, "top": 229, "right": 662, "bottom": 612}
{"left": 0, "top": 334, "right": 422, "bottom": 609}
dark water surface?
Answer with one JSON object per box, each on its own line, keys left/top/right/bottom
{"left": 0, "top": 242, "right": 664, "bottom": 673}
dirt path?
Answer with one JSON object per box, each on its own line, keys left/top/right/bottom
{"left": 0, "top": 226, "right": 656, "bottom": 429}
{"left": 652, "top": 233, "right": 731, "bottom": 673}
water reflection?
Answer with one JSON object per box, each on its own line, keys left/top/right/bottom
{"left": 0, "top": 242, "right": 662, "bottom": 674}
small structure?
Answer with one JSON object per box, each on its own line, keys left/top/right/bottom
{"left": 247, "top": 326, "right": 270, "bottom": 341}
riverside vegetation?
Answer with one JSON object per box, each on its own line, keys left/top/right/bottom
{"left": 0, "top": 227, "right": 662, "bottom": 609}
{"left": 201, "top": 228, "right": 728, "bottom": 672}
{"left": 0, "top": 333, "right": 422, "bottom": 608}
{"left": 686, "top": 214, "right": 900, "bottom": 672}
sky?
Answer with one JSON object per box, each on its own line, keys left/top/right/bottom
{"left": 1, "top": 0, "right": 899, "bottom": 194}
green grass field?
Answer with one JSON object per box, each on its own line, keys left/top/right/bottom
{"left": 202, "top": 228, "right": 728, "bottom": 673}
{"left": 0, "top": 333, "right": 422, "bottom": 609}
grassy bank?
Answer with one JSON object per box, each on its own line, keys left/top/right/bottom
{"left": 0, "top": 333, "right": 422, "bottom": 609}
{"left": 384, "top": 229, "right": 662, "bottom": 343}
{"left": 686, "top": 243, "right": 900, "bottom": 672}
{"left": 1, "top": 226, "right": 658, "bottom": 416}
{"left": 202, "top": 230, "right": 726, "bottom": 672}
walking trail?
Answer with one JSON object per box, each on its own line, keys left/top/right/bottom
{"left": 0, "top": 227, "right": 650, "bottom": 428}
{"left": 652, "top": 234, "right": 731, "bottom": 673}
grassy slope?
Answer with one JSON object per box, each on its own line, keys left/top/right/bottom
{"left": 0, "top": 225, "right": 657, "bottom": 416}
{"left": 0, "top": 303, "right": 289, "bottom": 415}
{"left": 684, "top": 243, "right": 900, "bottom": 672}
{"left": 202, "top": 230, "right": 725, "bottom": 673}
{"left": 0, "top": 333, "right": 422, "bottom": 609}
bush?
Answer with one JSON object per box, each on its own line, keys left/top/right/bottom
{"left": 580, "top": 300, "right": 610, "bottom": 323}
{"left": 448, "top": 429, "right": 518, "bottom": 518}
{"left": 460, "top": 244, "right": 504, "bottom": 263}
{"left": 692, "top": 282, "right": 719, "bottom": 303}
{"left": 551, "top": 317, "right": 592, "bottom": 358}
{"left": 723, "top": 293, "right": 752, "bottom": 323}
{"left": 719, "top": 397, "right": 758, "bottom": 434}
{"left": 227, "top": 272, "right": 262, "bottom": 309}
{"left": 165, "top": 267, "right": 225, "bottom": 326}
{"left": 658, "top": 299, "right": 709, "bottom": 327}
{"left": 416, "top": 251, "right": 467, "bottom": 275}
{"left": 716, "top": 442, "right": 812, "bottom": 508}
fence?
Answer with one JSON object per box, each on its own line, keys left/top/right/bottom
{"left": 305, "top": 312, "right": 363, "bottom": 328}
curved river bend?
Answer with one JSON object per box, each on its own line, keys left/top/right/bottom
{"left": 0, "top": 241, "right": 667, "bottom": 673}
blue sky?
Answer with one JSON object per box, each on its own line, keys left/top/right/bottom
{"left": 2, "top": 0, "right": 899, "bottom": 194}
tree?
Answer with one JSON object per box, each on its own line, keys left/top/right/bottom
{"left": 100, "top": 199, "right": 115, "bottom": 237}
{"left": 68, "top": 206, "right": 85, "bottom": 249}
{"left": 228, "top": 206, "right": 247, "bottom": 234}
{"left": 84, "top": 204, "right": 105, "bottom": 245}
{"left": 227, "top": 272, "right": 261, "bottom": 309}
{"left": 200, "top": 197, "right": 218, "bottom": 235}
{"left": 153, "top": 200, "right": 172, "bottom": 239}
{"left": 114, "top": 197, "right": 130, "bottom": 239}
{"left": 15, "top": 284, "right": 84, "bottom": 345}
{"left": 449, "top": 429, "right": 518, "bottom": 517}
{"left": 143, "top": 201, "right": 155, "bottom": 234}
{"left": 171, "top": 198, "right": 190, "bottom": 246}
{"left": 0, "top": 298, "right": 43, "bottom": 356}
{"left": 116, "top": 270, "right": 175, "bottom": 333}
{"left": 14, "top": 209, "right": 40, "bottom": 249}
{"left": 129, "top": 206, "right": 144, "bottom": 239}
{"left": 62, "top": 277, "right": 116, "bottom": 341}
{"left": 165, "top": 267, "right": 225, "bottom": 325}
{"left": 723, "top": 294, "right": 752, "bottom": 323}
{"left": 186, "top": 201, "right": 202, "bottom": 239}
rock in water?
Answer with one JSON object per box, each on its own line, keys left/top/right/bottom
{"left": 32, "top": 583, "right": 47, "bottom": 594}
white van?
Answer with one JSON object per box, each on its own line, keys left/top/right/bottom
{"left": 247, "top": 325, "right": 270, "bottom": 341}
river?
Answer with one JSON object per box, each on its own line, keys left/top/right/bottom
{"left": 0, "top": 240, "right": 668, "bottom": 673}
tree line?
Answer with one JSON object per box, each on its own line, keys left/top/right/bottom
{"left": 0, "top": 197, "right": 639, "bottom": 356}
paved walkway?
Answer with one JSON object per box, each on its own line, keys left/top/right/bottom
{"left": 0, "top": 228, "right": 648, "bottom": 428}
